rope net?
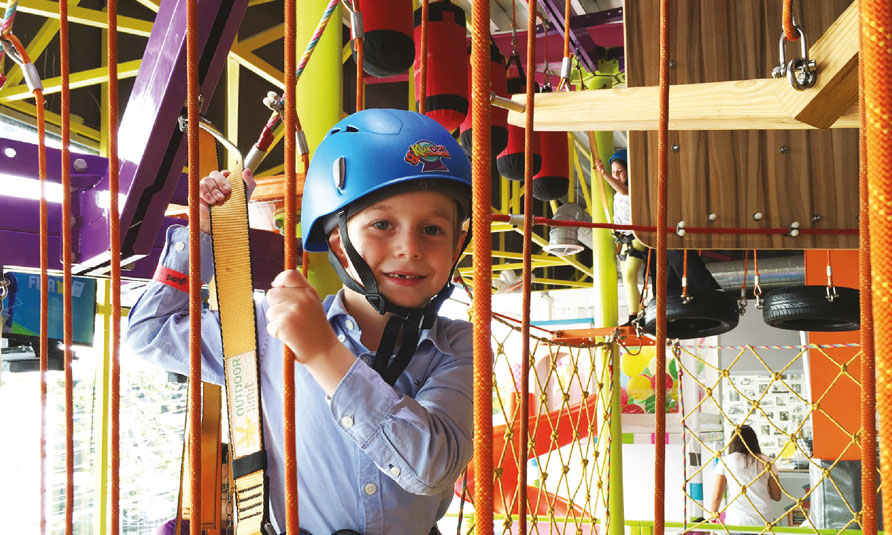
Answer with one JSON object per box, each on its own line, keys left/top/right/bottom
{"left": 678, "top": 342, "right": 876, "bottom": 535}
{"left": 459, "top": 312, "right": 616, "bottom": 535}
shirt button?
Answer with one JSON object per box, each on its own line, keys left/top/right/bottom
{"left": 389, "top": 465, "right": 401, "bottom": 477}
{"left": 340, "top": 415, "right": 354, "bottom": 428}
{"left": 337, "top": 334, "right": 346, "bottom": 343}
{"left": 345, "top": 319, "right": 355, "bottom": 331}
{"left": 174, "top": 241, "right": 185, "bottom": 252}
{"left": 364, "top": 483, "right": 377, "bottom": 496}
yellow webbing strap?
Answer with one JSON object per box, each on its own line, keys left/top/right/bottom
{"left": 210, "top": 159, "right": 269, "bottom": 535}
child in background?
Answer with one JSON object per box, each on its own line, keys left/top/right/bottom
{"left": 128, "top": 109, "right": 475, "bottom": 535}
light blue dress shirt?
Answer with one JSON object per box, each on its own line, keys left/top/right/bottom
{"left": 126, "top": 225, "right": 474, "bottom": 535}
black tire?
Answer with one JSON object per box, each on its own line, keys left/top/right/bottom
{"left": 644, "top": 290, "right": 739, "bottom": 339}
{"left": 762, "top": 285, "right": 859, "bottom": 332}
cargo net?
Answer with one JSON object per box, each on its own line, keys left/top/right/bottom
{"left": 677, "top": 341, "right": 876, "bottom": 535}
{"left": 460, "top": 313, "right": 616, "bottom": 535}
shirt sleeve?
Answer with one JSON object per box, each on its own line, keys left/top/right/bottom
{"left": 327, "top": 322, "right": 475, "bottom": 496}
{"left": 125, "top": 224, "right": 227, "bottom": 385}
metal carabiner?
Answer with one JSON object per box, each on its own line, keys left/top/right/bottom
{"left": 0, "top": 275, "right": 10, "bottom": 300}
{"left": 771, "top": 25, "right": 816, "bottom": 90}
{"left": 738, "top": 287, "right": 748, "bottom": 316}
{"left": 753, "top": 274, "right": 764, "bottom": 310}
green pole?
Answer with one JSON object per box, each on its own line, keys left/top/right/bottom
{"left": 298, "top": 0, "right": 343, "bottom": 297}
{"left": 586, "top": 58, "right": 625, "bottom": 535}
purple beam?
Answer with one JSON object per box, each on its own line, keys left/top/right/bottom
{"left": 0, "top": 137, "right": 286, "bottom": 287}
{"left": 75, "top": 0, "right": 249, "bottom": 275}
{"left": 537, "top": 0, "right": 605, "bottom": 73}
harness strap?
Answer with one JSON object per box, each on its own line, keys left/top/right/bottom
{"left": 210, "top": 157, "right": 271, "bottom": 535}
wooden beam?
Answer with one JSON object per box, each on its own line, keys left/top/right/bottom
{"left": 0, "top": 60, "right": 141, "bottom": 102}
{"left": 512, "top": 1, "right": 860, "bottom": 132}
{"left": 508, "top": 78, "right": 859, "bottom": 131}
{"left": 0, "top": 0, "right": 153, "bottom": 37}
{"left": 774, "top": 1, "right": 858, "bottom": 128}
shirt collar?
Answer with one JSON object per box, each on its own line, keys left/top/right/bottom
{"left": 324, "top": 289, "right": 456, "bottom": 356}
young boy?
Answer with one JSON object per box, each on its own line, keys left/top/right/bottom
{"left": 127, "top": 109, "right": 475, "bottom": 535}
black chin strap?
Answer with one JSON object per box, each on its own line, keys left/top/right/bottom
{"left": 327, "top": 210, "right": 469, "bottom": 385}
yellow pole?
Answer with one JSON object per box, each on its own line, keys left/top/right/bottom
{"left": 587, "top": 57, "right": 625, "bottom": 535}
{"left": 298, "top": 0, "right": 343, "bottom": 297}
{"left": 93, "top": 280, "right": 112, "bottom": 535}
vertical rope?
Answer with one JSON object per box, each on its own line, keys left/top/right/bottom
{"left": 283, "top": 0, "right": 299, "bottom": 531}
{"left": 782, "top": 0, "right": 799, "bottom": 41}
{"left": 185, "top": 0, "right": 202, "bottom": 532}
{"left": 58, "top": 0, "right": 75, "bottom": 531}
{"left": 858, "top": 2, "right": 877, "bottom": 531}
{"left": 470, "top": 0, "right": 493, "bottom": 530}
{"left": 654, "top": 0, "right": 671, "bottom": 533}
{"left": 354, "top": 0, "right": 364, "bottom": 112}
{"left": 107, "top": 0, "right": 122, "bottom": 532}
{"left": 37, "top": 73, "right": 48, "bottom": 535}
{"left": 418, "top": 0, "right": 429, "bottom": 114}
{"left": 518, "top": 1, "right": 537, "bottom": 531}
{"left": 862, "top": 0, "right": 890, "bottom": 529}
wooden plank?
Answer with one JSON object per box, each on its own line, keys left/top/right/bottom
{"left": 507, "top": 79, "right": 858, "bottom": 131}
{"left": 774, "top": 2, "right": 859, "bottom": 128}
{"left": 624, "top": 0, "right": 857, "bottom": 250}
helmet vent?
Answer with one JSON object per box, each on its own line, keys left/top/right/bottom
{"left": 344, "top": 125, "right": 360, "bottom": 133}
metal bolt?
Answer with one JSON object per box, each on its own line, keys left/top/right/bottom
{"left": 753, "top": 212, "right": 764, "bottom": 221}
{"left": 791, "top": 221, "right": 800, "bottom": 229}
{"left": 671, "top": 144, "right": 680, "bottom": 152}
{"left": 812, "top": 214, "right": 822, "bottom": 223}
{"left": 779, "top": 146, "right": 788, "bottom": 154}
{"left": 73, "top": 158, "right": 88, "bottom": 172}
{"left": 708, "top": 213, "right": 717, "bottom": 222}
{"left": 669, "top": 60, "right": 677, "bottom": 69}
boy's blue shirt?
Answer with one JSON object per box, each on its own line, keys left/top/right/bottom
{"left": 126, "top": 225, "right": 475, "bottom": 535}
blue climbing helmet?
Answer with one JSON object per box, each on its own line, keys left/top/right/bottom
{"left": 608, "top": 148, "right": 628, "bottom": 167}
{"left": 301, "top": 108, "right": 472, "bottom": 253}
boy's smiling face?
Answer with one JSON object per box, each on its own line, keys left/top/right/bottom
{"left": 329, "top": 189, "right": 467, "bottom": 310}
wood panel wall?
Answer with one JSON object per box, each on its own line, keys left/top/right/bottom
{"left": 625, "top": 0, "right": 858, "bottom": 249}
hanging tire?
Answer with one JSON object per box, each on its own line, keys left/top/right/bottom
{"left": 762, "top": 285, "right": 859, "bottom": 332}
{"left": 644, "top": 290, "right": 739, "bottom": 339}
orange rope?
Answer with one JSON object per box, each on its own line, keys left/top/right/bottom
{"left": 354, "top": 0, "right": 364, "bottom": 112}
{"left": 858, "top": 10, "right": 877, "bottom": 532}
{"left": 283, "top": 0, "right": 299, "bottom": 530}
{"left": 107, "top": 0, "right": 122, "bottom": 531}
{"left": 36, "top": 66, "right": 49, "bottom": 535}
{"left": 470, "top": 0, "right": 493, "bottom": 529}
{"left": 863, "top": 0, "right": 891, "bottom": 528}
{"left": 654, "top": 0, "right": 670, "bottom": 532}
{"left": 782, "top": 0, "right": 799, "bottom": 41}
{"left": 185, "top": 0, "right": 202, "bottom": 532}
{"left": 58, "top": 0, "right": 75, "bottom": 531}
{"left": 518, "top": 1, "right": 537, "bottom": 530}
{"left": 418, "top": 0, "right": 429, "bottom": 114}
{"left": 562, "top": 0, "right": 571, "bottom": 60}
{"left": 741, "top": 250, "right": 749, "bottom": 291}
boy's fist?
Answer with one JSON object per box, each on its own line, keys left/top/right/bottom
{"left": 265, "top": 269, "right": 339, "bottom": 364}
{"left": 198, "top": 168, "right": 256, "bottom": 234}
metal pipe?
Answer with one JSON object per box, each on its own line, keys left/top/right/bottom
{"left": 706, "top": 254, "right": 805, "bottom": 291}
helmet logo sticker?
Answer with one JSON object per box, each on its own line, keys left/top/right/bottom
{"left": 404, "top": 140, "right": 451, "bottom": 172}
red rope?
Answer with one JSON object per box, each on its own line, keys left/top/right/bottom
{"left": 518, "top": 2, "right": 537, "bottom": 529}
{"left": 863, "top": 0, "right": 891, "bottom": 527}
{"left": 418, "top": 0, "right": 429, "bottom": 114}
{"left": 858, "top": 10, "right": 877, "bottom": 532}
{"left": 185, "top": 0, "right": 202, "bottom": 532}
{"left": 470, "top": 0, "right": 493, "bottom": 529}
{"left": 107, "top": 0, "right": 122, "bottom": 532}
{"left": 654, "top": 0, "right": 670, "bottom": 532}
{"left": 58, "top": 0, "right": 75, "bottom": 531}
{"left": 283, "top": 0, "right": 299, "bottom": 530}
{"left": 489, "top": 213, "right": 857, "bottom": 235}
